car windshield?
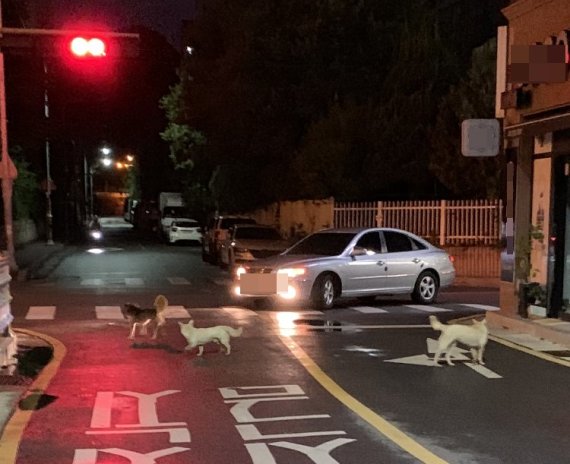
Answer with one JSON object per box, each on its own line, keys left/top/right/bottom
{"left": 164, "top": 207, "right": 190, "bottom": 218}
{"left": 235, "top": 227, "right": 282, "bottom": 240}
{"left": 175, "top": 220, "right": 198, "bottom": 228}
{"left": 284, "top": 232, "right": 355, "bottom": 256}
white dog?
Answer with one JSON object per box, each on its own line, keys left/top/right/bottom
{"left": 429, "top": 315, "right": 488, "bottom": 366}
{"left": 178, "top": 320, "right": 243, "bottom": 356}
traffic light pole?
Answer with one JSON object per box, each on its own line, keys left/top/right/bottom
{"left": 0, "top": 1, "right": 18, "bottom": 272}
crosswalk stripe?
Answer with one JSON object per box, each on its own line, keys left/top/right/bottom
{"left": 125, "top": 278, "right": 144, "bottom": 286}
{"left": 26, "top": 306, "right": 56, "bottom": 320}
{"left": 164, "top": 306, "right": 192, "bottom": 318}
{"left": 222, "top": 306, "right": 259, "bottom": 318}
{"left": 349, "top": 306, "right": 389, "bottom": 314}
{"left": 167, "top": 277, "right": 191, "bottom": 285}
{"left": 405, "top": 305, "right": 452, "bottom": 313}
{"left": 95, "top": 306, "right": 123, "bottom": 319}
{"left": 81, "top": 278, "right": 104, "bottom": 286}
{"left": 461, "top": 304, "right": 500, "bottom": 312}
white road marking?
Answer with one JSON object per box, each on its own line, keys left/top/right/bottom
{"left": 461, "top": 304, "right": 500, "bottom": 311}
{"left": 405, "top": 305, "right": 452, "bottom": 313}
{"left": 167, "top": 277, "right": 191, "bottom": 285}
{"left": 223, "top": 306, "right": 259, "bottom": 317}
{"left": 465, "top": 363, "right": 502, "bottom": 378}
{"left": 426, "top": 338, "right": 469, "bottom": 357}
{"left": 81, "top": 278, "right": 104, "bottom": 286}
{"left": 125, "top": 278, "right": 144, "bottom": 286}
{"left": 385, "top": 354, "right": 435, "bottom": 366}
{"left": 164, "top": 306, "right": 192, "bottom": 318}
{"left": 386, "top": 338, "right": 502, "bottom": 378}
{"left": 95, "top": 306, "right": 123, "bottom": 319}
{"left": 349, "top": 306, "right": 389, "bottom": 314}
{"left": 26, "top": 306, "right": 56, "bottom": 320}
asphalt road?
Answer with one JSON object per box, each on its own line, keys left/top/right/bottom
{"left": 7, "top": 222, "right": 569, "bottom": 463}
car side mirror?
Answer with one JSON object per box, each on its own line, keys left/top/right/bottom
{"left": 351, "top": 246, "right": 367, "bottom": 257}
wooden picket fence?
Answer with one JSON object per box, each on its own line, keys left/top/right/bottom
{"left": 333, "top": 199, "right": 502, "bottom": 246}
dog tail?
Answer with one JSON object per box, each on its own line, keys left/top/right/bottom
{"left": 154, "top": 295, "right": 168, "bottom": 312}
{"left": 429, "top": 315, "right": 444, "bottom": 331}
{"left": 227, "top": 326, "right": 243, "bottom": 338}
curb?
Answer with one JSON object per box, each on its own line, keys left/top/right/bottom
{"left": 0, "top": 329, "right": 66, "bottom": 464}
{"left": 487, "top": 312, "right": 570, "bottom": 349}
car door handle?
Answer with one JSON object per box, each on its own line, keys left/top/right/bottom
{"left": 412, "top": 258, "right": 421, "bottom": 264}
{"left": 377, "top": 260, "right": 385, "bottom": 266}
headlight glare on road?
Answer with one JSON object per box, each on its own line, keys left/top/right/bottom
{"left": 278, "top": 285, "right": 297, "bottom": 299}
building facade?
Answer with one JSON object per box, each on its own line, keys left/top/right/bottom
{"left": 499, "top": 0, "right": 570, "bottom": 317}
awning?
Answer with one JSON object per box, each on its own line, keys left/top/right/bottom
{"left": 504, "top": 112, "right": 570, "bottom": 137}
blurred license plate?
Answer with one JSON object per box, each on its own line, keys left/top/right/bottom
{"left": 240, "top": 273, "right": 288, "bottom": 295}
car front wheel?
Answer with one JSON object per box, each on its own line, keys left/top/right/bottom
{"left": 311, "top": 274, "right": 337, "bottom": 310}
{"left": 411, "top": 271, "right": 439, "bottom": 304}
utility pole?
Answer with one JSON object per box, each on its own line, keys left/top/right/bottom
{"left": 43, "top": 59, "right": 54, "bottom": 245}
{"left": 0, "top": 0, "right": 18, "bottom": 272}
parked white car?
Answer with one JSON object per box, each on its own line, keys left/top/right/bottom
{"left": 168, "top": 219, "right": 202, "bottom": 245}
{"left": 234, "top": 227, "right": 456, "bottom": 309}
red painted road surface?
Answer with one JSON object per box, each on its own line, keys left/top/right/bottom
{"left": 12, "top": 317, "right": 390, "bottom": 464}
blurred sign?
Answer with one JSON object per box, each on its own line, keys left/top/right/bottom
{"left": 461, "top": 119, "right": 500, "bottom": 157}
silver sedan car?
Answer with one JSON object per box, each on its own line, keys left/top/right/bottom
{"left": 234, "top": 227, "right": 456, "bottom": 309}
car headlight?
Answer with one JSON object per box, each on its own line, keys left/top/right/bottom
{"left": 236, "top": 266, "right": 247, "bottom": 278}
{"left": 277, "top": 268, "right": 306, "bottom": 278}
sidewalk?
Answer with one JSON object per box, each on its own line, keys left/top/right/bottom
{"left": 13, "top": 240, "right": 71, "bottom": 281}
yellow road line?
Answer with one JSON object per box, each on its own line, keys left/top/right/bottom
{"left": 488, "top": 334, "right": 570, "bottom": 367}
{"left": 278, "top": 334, "right": 448, "bottom": 464}
{"left": 0, "top": 329, "right": 66, "bottom": 464}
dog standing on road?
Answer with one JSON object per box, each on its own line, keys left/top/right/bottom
{"left": 123, "top": 295, "right": 168, "bottom": 340}
{"left": 178, "top": 320, "right": 242, "bottom": 356}
{"left": 429, "top": 315, "right": 488, "bottom": 366}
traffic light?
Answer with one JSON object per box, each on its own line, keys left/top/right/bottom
{"left": 69, "top": 37, "right": 107, "bottom": 58}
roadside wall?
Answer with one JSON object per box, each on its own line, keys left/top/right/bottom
{"left": 14, "top": 219, "right": 37, "bottom": 246}
{"left": 245, "top": 198, "right": 334, "bottom": 240}
{"left": 242, "top": 199, "right": 500, "bottom": 283}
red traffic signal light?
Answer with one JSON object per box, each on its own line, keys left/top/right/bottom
{"left": 69, "top": 37, "right": 107, "bottom": 57}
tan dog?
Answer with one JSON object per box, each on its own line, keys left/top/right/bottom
{"left": 430, "top": 315, "right": 488, "bottom": 366}
{"left": 178, "top": 320, "right": 242, "bottom": 356}
{"left": 123, "top": 295, "right": 168, "bottom": 339}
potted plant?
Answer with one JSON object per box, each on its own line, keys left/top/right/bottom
{"left": 515, "top": 224, "right": 544, "bottom": 318}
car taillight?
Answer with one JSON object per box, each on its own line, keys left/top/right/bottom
{"left": 448, "top": 255, "right": 455, "bottom": 263}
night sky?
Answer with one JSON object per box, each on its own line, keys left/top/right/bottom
{"left": 25, "top": 0, "right": 195, "bottom": 48}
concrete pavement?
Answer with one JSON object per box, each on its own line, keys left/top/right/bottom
{"left": 2, "top": 239, "right": 570, "bottom": 459}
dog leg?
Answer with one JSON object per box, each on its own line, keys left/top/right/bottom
{"left": 478, "top": 345, "right": 486, "bottom": 365}
{"left": 128, "top": 324, "right": 137, "bottom": 339}
{"left": 445, "top": 343, "right": 457, "bottom": 366}
{"left": 197, "top": 345, "right": 204, "bottom": 356}
{"left": 433, "top": 348, "right": 442, "bottom": 366}
{"left": 140, "top": 319, "right": 152, "bottom": 336}
{"left": 470, "top": 348, "right": 478, "bottom": 363}
{"left": 222, "top": 341, "right": 231, "bottom": 355}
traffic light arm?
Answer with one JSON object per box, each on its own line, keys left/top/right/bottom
{"left": 0, "top": 28, "right": 140, "bottom": 57}
{"left": 0, "top": 27, "right": 139, "bottom": 40}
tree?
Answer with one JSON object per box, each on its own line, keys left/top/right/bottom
{"left": 11, "top": 149, "right": 40, "bottom": 221}
{"left": 429, "top": 38, "right": 502, "bottom": 198}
